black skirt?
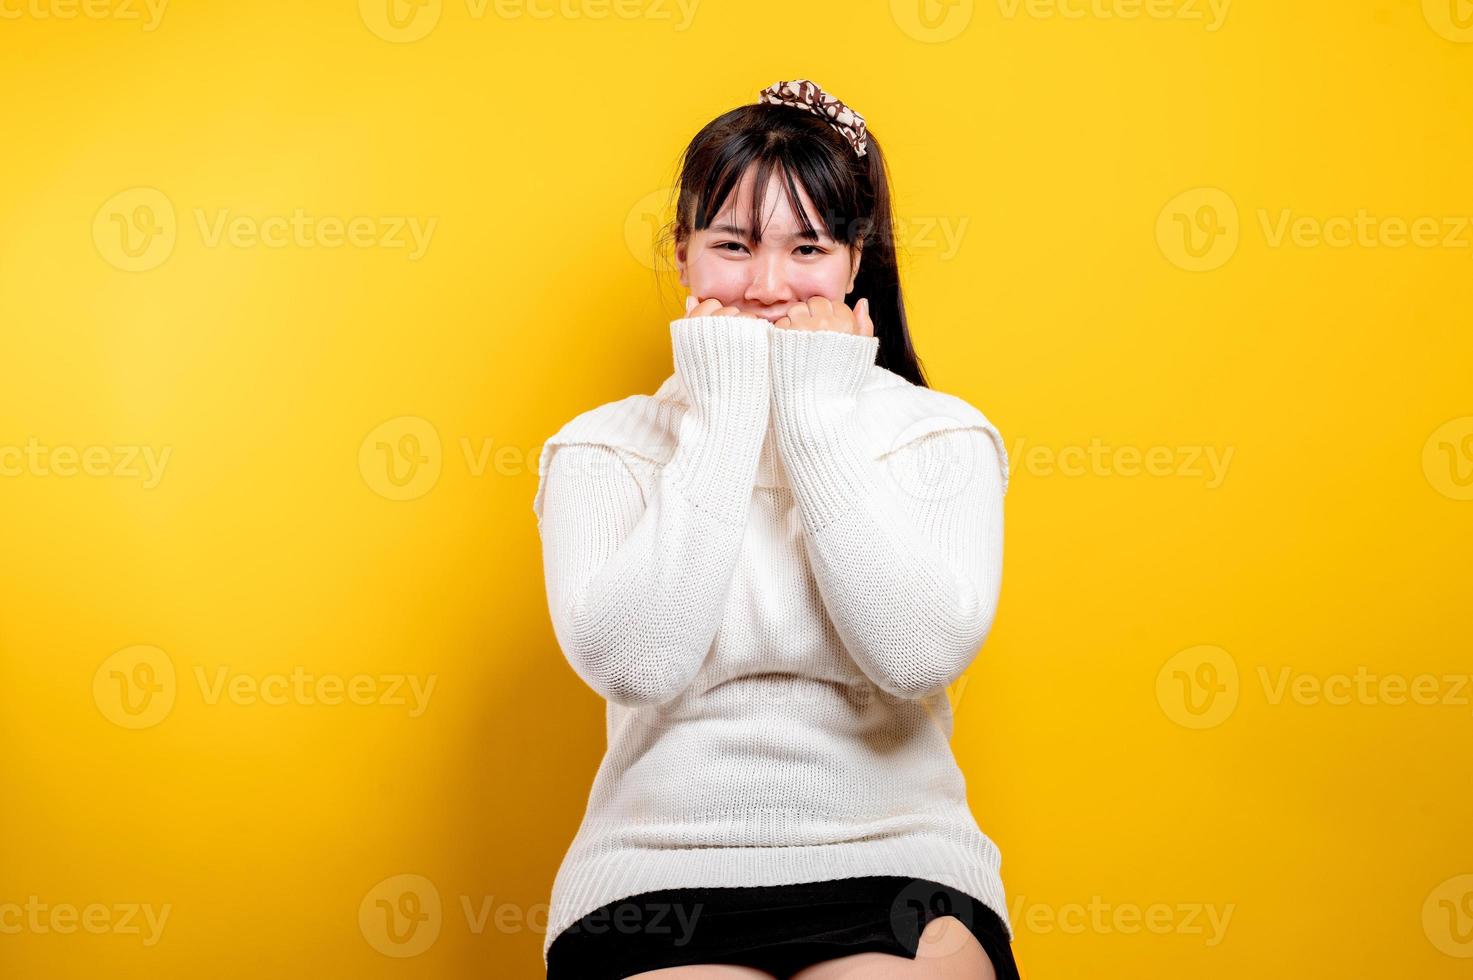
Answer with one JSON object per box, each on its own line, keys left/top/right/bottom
{"left": 545, "top": 875, "right": 1020, "bottom": 980}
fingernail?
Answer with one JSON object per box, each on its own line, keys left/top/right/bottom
{"left": 685, "top": 296, "right": 696, "bottom": 313}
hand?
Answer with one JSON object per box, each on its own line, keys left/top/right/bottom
{"left": 683, "top": 294, "right": 766, "bottom": 320}
{"left": 772, "top": 296, "right": 874, "bottom": 337}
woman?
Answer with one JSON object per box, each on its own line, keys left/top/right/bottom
{"left": 533, "top": 80, "right": 1018, "bottom": 979}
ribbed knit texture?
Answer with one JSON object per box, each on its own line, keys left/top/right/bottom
{"left": 533, "top": 315, "right": 1011, "bottom": 967}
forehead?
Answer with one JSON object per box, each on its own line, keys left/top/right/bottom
{"left": 712, "top": 165, "right": 822, "bottom": 232}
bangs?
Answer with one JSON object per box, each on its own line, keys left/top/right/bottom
{"left": 685, "top": 135, "right": 864, "bottom": 248}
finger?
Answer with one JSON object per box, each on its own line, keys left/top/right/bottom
{"left": 774, "top": 316, "right": 792, "bottom": 330}
{"left": 808, "top": 296, "right": 834, "bottom": 317}
{"left": 692, "top": 298, "right": 725, "bottom": 317}
{"left": 832, "top": 300, "right": 857, "bottom": 333}
{"left": 856, "top": 297, "right": 875, "bottom": 337}
{"left": 685, "top": 295, "right": 697, "bottom": 314}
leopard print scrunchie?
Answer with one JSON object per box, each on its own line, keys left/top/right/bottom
{"left": 757, "top": 79, "right": 868, "bottom": 158}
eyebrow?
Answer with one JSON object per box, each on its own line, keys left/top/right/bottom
{"left": 708, "top": 223, "right": 827, "bottom": 243}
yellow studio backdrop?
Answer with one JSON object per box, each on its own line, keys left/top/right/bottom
{"left": 1, "top": 1, "right": 1470, "bottom": 977}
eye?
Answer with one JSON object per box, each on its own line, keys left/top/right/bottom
{"left": 712, "top": 242, "right": 827, "bottom": 256}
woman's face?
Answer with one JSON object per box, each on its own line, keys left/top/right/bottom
{"left": 676, "top": 166, "right": 862, "bottom": 324}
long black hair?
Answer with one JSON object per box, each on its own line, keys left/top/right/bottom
{"left": 655, "top": 97, "right": 930, "bottom": 388}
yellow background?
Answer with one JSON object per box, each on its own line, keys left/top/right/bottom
{"left": 2, "top": 1, "right": 1471, "bottom": 977}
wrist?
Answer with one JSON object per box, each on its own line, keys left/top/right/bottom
{"left": 670, "top": 315, "right": 771, "bottom": 413}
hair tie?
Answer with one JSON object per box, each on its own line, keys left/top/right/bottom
{"left": 757, "top": 79, "right": 868, "bottom": 158}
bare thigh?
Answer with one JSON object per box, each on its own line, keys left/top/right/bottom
{"left": 623, "top": 966, "right": 779, "bottom": 979}
{"left": 786, "top": 915, "right": 998, "bottom": 980}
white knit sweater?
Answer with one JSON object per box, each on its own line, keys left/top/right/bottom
{"left": 532, "top": 314, "right": 1012, "bottom": 966}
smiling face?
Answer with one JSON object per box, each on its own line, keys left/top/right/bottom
{"left": 676, "top": 165, "right": 863, "bottom": 324}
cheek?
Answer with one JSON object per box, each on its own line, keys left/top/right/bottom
{"left": 686, "top": 254, "right": 747, "bottom": 300}
{"left": 686, "top": 252, "right": 853, "bottom": 302}
{"left": 790, "top": 259, "right": 853, "bottom": 301}
{"left": 811, "top": 261, "right": 854, "bottom": 298}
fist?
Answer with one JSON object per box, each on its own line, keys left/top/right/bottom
{"left": 773, "top": 296, "right": 874, "bottom": 337}
{"left": 684, "top": 295, "right": 765, "bottom": 320}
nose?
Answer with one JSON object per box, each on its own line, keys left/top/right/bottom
{"left": 743, "top": 251, "right": 792, "bottom": 308}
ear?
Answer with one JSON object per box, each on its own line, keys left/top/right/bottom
{"left": 675, "top": 238, "right": 688, "bottom": 287}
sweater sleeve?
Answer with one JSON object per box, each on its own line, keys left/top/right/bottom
{"left": 768, "top": 326, "right": 1006, "bottom": 700}
{"left": 534, "top": 315, "right": 771, "bottom": 708}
